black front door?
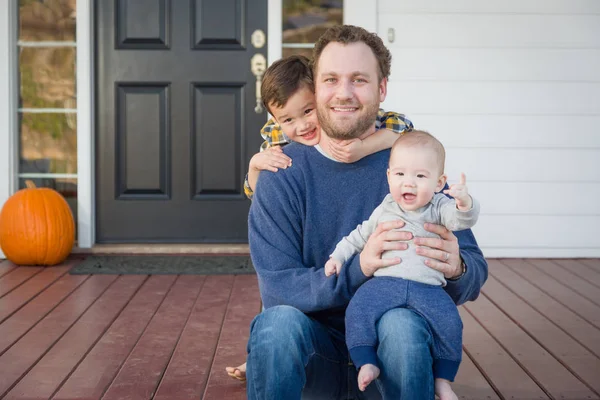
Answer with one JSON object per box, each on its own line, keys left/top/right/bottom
{"left": 96, "top": 1, "right": 267, "bottom": 243}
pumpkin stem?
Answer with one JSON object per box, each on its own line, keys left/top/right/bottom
{"left": 25, "top": 180, "right": 37, "bottom": 189}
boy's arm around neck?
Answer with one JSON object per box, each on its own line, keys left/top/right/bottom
{"left": 248, "top": 166, "right": 370, "bottom": 313}
{"left": 359, "top": 110, "right": 414, "bottom": 156}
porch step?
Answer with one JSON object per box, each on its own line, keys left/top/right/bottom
{"left": 72, "top": 243, "right": 250, "bottom": 255}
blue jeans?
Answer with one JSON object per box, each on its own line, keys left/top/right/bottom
{"left": 246, "top": 305, "right": 435, "bottom": 400}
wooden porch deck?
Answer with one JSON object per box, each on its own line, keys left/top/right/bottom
{"left": 0, "top": 258, "right": 599, "bottom": 399}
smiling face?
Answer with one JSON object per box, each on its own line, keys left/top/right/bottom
{"left": 387, "top": 145, "right": 447, "bottom": 211}
{"left": 269, "top": 85, "right": 321, "bottom": 147}
{"left": 314, "top": 42, "right": 387, "bottom": 140}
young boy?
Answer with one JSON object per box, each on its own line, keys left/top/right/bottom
{"left": 242, "top": 54, "right": 413, "bottom": 200}
{"left": 324, "top": 130, "right": 480, "bottom": 400}
{"left": 226, "top": 54, "right": 413, "bottom": 381}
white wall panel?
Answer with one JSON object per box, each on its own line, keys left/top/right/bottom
{"left": 443, "top": 148, "right": 599, "bottom": 183}
{"left": 384, "top": 82, "right": 600, "bottom": 115}
{"left": 405, "top": 115, "right": 600, "bottom": 149}
{"left": 377, "top": 0, "right": 600, "bottom": 256}
{"left": 473, "top": 215, "right": 600, "bottom": 249}
{"left": 378, "top": 0, "right": 600, "bottom": 14}
{"left": 389, "top": 49, "right": 600, "bottom": 82}
{"left": 379, "top": 14, "right": 600, "bottom": 48}
{"left": 466, "top": 182, "right": 600, "bottom": 216}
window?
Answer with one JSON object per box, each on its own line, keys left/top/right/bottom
{"left": 17, "top": 0, "right": 78, "bottom": 222}
{"left": 282, "top": 0, "right": 343, "bottom": 59}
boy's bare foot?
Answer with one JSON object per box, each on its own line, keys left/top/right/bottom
{"left": 435, "top": 378, "right": 458, "bottom": 400}
{"left": 358, "top": 364, "right": 380, "bottom": 392}
{"left": 225, "top": 362, "right": 247, "bottom": 382}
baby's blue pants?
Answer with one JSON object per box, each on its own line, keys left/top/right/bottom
{"left": 346, "top": 276, "right": 463, "bottom": 382}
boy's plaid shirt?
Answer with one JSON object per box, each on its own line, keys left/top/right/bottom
{"left": 244, "top": 109, "right": 413, "bottom": 199}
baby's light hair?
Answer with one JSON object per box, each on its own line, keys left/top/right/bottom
{"left": 391, "top": 130, "right": 446, "bottom": 174}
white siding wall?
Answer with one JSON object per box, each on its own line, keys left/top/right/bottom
{"left": 377, "top": 0, "right": 600, "bottom": 257}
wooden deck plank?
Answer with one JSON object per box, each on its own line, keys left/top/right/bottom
{"left": 0, "top": 261, "right": 17, "bottom": 279}
{"left": 0, "top": 259, "right": 595, "bottom": 399}
{"left": 0, "top": 275, "right": 118, "bottom": 397}
{"left": 464, "top": 295, "right": 597, "bottom": 399}
{"left": 528, "top": 259, "right": 600, "bottom": 305}
{"left": 153, "top": 275, "right": 236, "bottom": 400}
{"left": 101, "top": 275, "right": 206, "bottom": 400}
{"left": 552, "top": 259, "right": 600, "bottom": 288}
{"left": 203, "top": 275, "right": 261, "bottom": 400}
{"left": 580, "top": 259, "right": 600, "bottom": 271}
{"left": 5, "top": 275, "right": 148, "bottom": 399}
{"left": 501, "top": 258, "right": 600, "bottom": 329}
{"left": 0, "top": 264, "right": 71, "bottom": 323}
{"left": 0, "top": 266, "right": 44, "bottom": 297}
{"left": 453, "top": 350, "right": 501, "bottom": 400}
{"left": 481, "top": 275, "right": 600, "bottom": 396}
{"left": 488, "top": 260, "right": 600, "bottom": 359}
{"left": 52, "top": 275, "right": 177, "bottom": 400}
{"left": 459, "top": 307, "right": 549, "bottom": 399}
{"left": 0, "top": 273, "right": 89, "bottom": 356}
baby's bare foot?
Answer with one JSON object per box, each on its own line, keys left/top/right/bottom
{"left": 358, "top": 364, "right": 380, "bottom": 392}
{"left": 225, "top": 362, "right": 247, "bottom": 382}
{"left": 435, "top": 378, "right": 458, "bottom": 400}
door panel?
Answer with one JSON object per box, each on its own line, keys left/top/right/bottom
{"left": 96, "top": 0, "right": 267, "bottom": 242}
{"left": 116, "top": 84, "right": 170, "bottom": 200}
{"left": 192, "top": 84, "right": 243, "bottom": 195}
{"left": 192, "top": 0, "right": 243, "bottom": 49}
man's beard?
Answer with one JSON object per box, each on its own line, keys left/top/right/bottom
{"left": 317, "top": 100, "right": 380, "bottom": 140}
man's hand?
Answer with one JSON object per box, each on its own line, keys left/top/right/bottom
{"left": 327, "top": 138, "right": 366, "bottom": 163}
{"left": 359, "top": 220, "right": 410, "bottom": 277}
{"left": 414, "top": 223, "right": 463, "bottom": 279}
{"left": 324, "top": 258, "right": 343, "bottom": 276}
{"left": 249, "top": 146, "right": 292, "bottom": 173}
{"left": 443, "top": 173, "right": 472, "bottom": 211}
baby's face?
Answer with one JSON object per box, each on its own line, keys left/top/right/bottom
{"left": 387, "top": 146, "right": 446, "bottom": 211}
{"left": 270, "top": 86, "right": 321, "bottom": 147}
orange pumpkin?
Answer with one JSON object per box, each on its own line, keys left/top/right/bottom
{"left": 0, "top": 180, "right": 75, "bottom": 266}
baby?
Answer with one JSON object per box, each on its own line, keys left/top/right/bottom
{"left": 325, "top": 130, "right": 480, "bottom": 400}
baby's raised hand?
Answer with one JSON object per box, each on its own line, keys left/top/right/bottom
{"left": 443, "top": 173, "right": 473, "bottom": 211}
{"left": 249, "top": 146, "right": 292, "bottom": 173}
{"left": 325, "top": 258, "right": 343, "bottom": 276}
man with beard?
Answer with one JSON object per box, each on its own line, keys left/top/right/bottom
{"left": 246, "top": 25, "right": 487, "bottom": 399}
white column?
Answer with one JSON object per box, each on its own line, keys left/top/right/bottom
{"left": 0, "top": 1, "right": 17, "bottom": 259}
{"left": 343, "top": 0, "right": 377, "bottom": 32}
{"left": 76, "top": 0, "right": 95, "bottom": 248}
{"left": 268, "top": 0, "right": 282, "bottom": 65}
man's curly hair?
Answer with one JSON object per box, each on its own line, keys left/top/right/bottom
{"left": 312, "top": 25, "right": 391, "bottom": 82}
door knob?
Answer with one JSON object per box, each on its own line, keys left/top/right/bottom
{"left": 251, "top": 54, "right": 267, "bottom": 113}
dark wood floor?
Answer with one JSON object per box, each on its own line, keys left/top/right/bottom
{"left": 0, "top": 258, "right": 599, "bottom": 399}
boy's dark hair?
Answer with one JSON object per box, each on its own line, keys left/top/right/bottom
{"left": 312, "top": 25, "right": 391, "bottom": 82}
{"left": 261, "top": 55, "right": 314, "bottom": 114}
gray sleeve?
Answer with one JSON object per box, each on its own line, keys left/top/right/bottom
{"left": 330, "top": 204, "right": 384, "bottom": 263}
{"left": 438, "top": 195, "right": 480, "bottom": 231}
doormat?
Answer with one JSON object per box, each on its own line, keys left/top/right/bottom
{"left": 69, "top": 255, "right": 255, "bottom": 275}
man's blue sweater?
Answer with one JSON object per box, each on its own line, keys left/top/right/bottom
{"left": 248, "top": 142, "right": 487, "bottom": 332}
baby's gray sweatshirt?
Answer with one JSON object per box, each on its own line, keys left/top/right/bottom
{"left": 330, "top": 193, "right": 480, "bottom": 286}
